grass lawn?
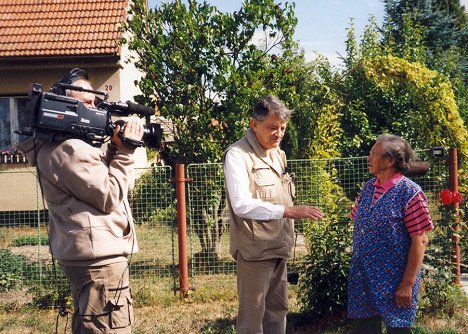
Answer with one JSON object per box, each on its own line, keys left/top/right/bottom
{"left": 1, "top": 275, "right": 467, "bottom": 334}
{"left": 1, "top": 225, "right": 467, "bottom": 333}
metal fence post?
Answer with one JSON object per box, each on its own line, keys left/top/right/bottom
{"left": 448, "top": 148, "right": 461, "bottom": 285}
{"left": 175, "top": 164, "right": 189, "bottom": 298}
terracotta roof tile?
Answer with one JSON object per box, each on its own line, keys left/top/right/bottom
{"left": 0, "top": 0, "right": 128, "bottom": 58}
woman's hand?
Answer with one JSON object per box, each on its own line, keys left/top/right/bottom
{"left": 395, "top": 233, "right": 429, "bottom": 309}
{"left": 395, "top": 281, "right": 413, "bottom": 308}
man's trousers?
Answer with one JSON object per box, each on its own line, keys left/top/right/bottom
{"left": 236, "top": 254, "right": 288, "bottom": 334}
{"left": 60, "top": 261, "right": 133, "bottom": 334}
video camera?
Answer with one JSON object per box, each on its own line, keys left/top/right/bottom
{"left": 16, "top": 83, "right": 163, "bottom": 148}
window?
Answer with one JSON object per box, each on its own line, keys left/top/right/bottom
{"left": 0, "top": 96, "right": 29, "bottom": 152}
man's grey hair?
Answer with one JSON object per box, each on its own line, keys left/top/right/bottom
{"left": 252, "top": 94, "right": 292, "bottom": 121}
{"left": 376, "top": 134, "right": 416, "bottom": 174}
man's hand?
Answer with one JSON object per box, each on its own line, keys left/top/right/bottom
{"left": 112, "top": 117, "right": 144, "bottom": 149}
{"left": 395, "top": 281, "right": 413, "bottom": 308}
{"left": 283, "top": 205, "right": 325, "bottom": 220}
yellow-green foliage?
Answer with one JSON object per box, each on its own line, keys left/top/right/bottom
{"left": 362, "top": 55, "right": 468, "bottom": 158}
{"left": 308, "top": 103, "right": 343, "bottom": 160}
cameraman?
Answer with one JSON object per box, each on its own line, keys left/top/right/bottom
{"left": 17, "top": 68, "right": 142, "bottom": 334}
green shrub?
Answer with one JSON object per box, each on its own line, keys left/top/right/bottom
{"left": 299, "top": 217, "right": 353, "bottom": 321}
{"left": 12, "top": 235, "right": 49, "bottom": 247}
{"left": 0, "top": 249, "right": 26, "bottom": 291}
{"left": 130, "top": 166, "right": 175, "bottom": 225}
{"left": 298, "top": 164, "right": 353, "bottom": 321}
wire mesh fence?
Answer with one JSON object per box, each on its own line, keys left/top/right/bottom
{"left": 0, "top": 165, "right": 178, "bottom": 308}
{"left": 129, "top": 166, "right": 177, "bottom": 292}
{"left": 0, "top": 150, "right": 464, "bottom": 308}
{"left": 185, "top": 151, "right": 458, "bottom": 289}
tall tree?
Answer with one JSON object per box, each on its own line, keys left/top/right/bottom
{"left": 338, "top": 18, "right": 467, "bottom": 158}
{"left": 382, "top": 0, "right": 468, "bottom": 121}
{"left": 383, "top": 0, "right": 467, "bottom": 52}
{"left": 123, "top": 0, "right": 297, "bottom": 164}
{"left": 123, "top": 0, "right": 299, "bottom": 258}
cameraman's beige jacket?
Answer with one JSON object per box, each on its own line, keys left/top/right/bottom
{"left": 224, "top": 128, "right": 295, "bottom": 261}
{"left": 18, "top": 137, "right": 138, "bottom": 266}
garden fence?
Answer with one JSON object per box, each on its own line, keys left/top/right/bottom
{"left": 0, "top": 149, "right": 462, "bottom": 308}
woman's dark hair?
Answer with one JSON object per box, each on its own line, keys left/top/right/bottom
{"left": 376, "top": 134, "right": 429, "bottom": 176}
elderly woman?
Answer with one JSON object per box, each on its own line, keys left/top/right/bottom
{"left": 348, "top": 134, "right": 434, "bottom": 334}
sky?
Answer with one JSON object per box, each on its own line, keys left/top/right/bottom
{"left": 147, "top": 0, "right": 468, "bottom": 66}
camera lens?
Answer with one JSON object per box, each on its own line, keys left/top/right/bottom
{"left": 142, "top": 123, "right": 163, "bottom": 148}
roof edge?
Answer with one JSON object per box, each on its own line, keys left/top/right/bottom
{"left": 0, "top": 54, "right": 121, "bottom": 68}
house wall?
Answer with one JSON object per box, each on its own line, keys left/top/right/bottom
{"left": 119, "top": 43, "right": 146, "bottom": 102}
{"left": 0, "top": 164, "right": 46, "bottom": 211}
{"left": 0, "top": 66, "right": 122, "bottom": 98}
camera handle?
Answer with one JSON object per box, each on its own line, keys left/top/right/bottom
{"left": 54, "top": 83, "right": 108, "bottom": 98}
{"left": 117, "top": 131, "right": 144, "bottom": 148}
{"left": 113, "top": 119, "right": 144, "bottom": 148}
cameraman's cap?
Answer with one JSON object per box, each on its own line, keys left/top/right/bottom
{"left": 50, "top": 68, "right": 89, "bottom": 95}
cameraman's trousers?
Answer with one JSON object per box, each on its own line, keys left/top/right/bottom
{"left": 236, "top": 254, "right": 288, "bottom": 334}
{"left": 60, "top": 261, "right": 133, "bottom": 334}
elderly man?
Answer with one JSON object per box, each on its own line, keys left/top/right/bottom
{"left": 223, "top": 94, "right": 324, "bottom": 334}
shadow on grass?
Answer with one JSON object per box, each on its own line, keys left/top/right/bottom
{"left": 198, "top": 311, "right": 352, "bottom": 334}
{"left": 200, "top": 317, "right": 236, "bottom": 334}
{"left": 287, "top": 311, "right": 351, "bottom": 334}
{"left": 129, "top": 259, "right": 177, "bottom": 278}
{"left": 129, "top": 252, "right": 237, "bottom": 279}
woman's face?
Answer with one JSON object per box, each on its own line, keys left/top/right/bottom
{"left": 367, "top": 141, "right": 394, "bottom": 177}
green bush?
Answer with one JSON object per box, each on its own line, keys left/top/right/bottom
{"left": 0, "top": 247, "right": 69, "bottom": 308}
{"left": 298, "top": 164, "right": 353, "bottom": 321}
{"left": 0, "top": 249, "right": 26, "bottom": 292}
{"left": 130, "top": 166, "right": 175, "bottom": 225}
{"left": 12, "top": 235, "right": 49, "bottom": 247}
{"left": 299, "top": 217, "right": 353, "bottom": 321}
{"left": 22, "top": 262, "right": 70, "bottom": 309}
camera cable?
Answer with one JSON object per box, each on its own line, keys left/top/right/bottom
{"left": 31, "top": 138, "right": 70, "bottom": 334}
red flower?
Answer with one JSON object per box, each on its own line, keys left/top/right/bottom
{"left": 440, "top": 189, "right": 463, "bottom": 205}
{"left": 452, "top": 191, "right": 463, "bottom": 204}
{"left": 440, "top": 189, "right": 453, "bottom": 205}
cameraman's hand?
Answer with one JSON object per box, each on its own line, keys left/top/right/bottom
{"left": 112, "top": 117, "right": 144, "bottom": 149}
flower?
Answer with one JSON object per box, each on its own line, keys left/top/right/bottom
{"left": 440, "top": 189, "right": 453, "bottom": 205}
{"left": 452, "top": 191, "right": 463, "bottom": 204}
{"left": 440, "top": 189, "right": 463, "bottom": 205}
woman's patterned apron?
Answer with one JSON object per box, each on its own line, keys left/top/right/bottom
{"left": 348, "top": 177, "right": 422, "bottom": 327}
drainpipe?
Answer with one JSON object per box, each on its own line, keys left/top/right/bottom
{"left": 175, "top": 164, "right": 189, "bottom": 298}
{"left": 448, "top": 148, "right": 460, "bottom": 285}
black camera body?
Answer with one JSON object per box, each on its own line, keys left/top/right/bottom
{"left": 17, "top": 83, "right": 163, "bottom": 149}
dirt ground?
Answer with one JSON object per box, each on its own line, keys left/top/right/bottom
{"left": 9, "top": 245, "right": 51, "bottom": 265}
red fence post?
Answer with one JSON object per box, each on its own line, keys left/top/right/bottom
{"left": 175, "top": 164, "right": 189, "bottom": 298}
{"left": 448, "top": 148, "right": 461, "bottom": 285}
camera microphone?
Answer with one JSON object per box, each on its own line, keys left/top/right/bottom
{"left": 125, "top": 101, "right": 155, "bottom": 116}
{"left": 105, "top": 101, "right": 155, "bottom": 116}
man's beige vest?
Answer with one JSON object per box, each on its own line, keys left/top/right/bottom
{"left": 224, "top": 128, "right": 295, "bottom": 261}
